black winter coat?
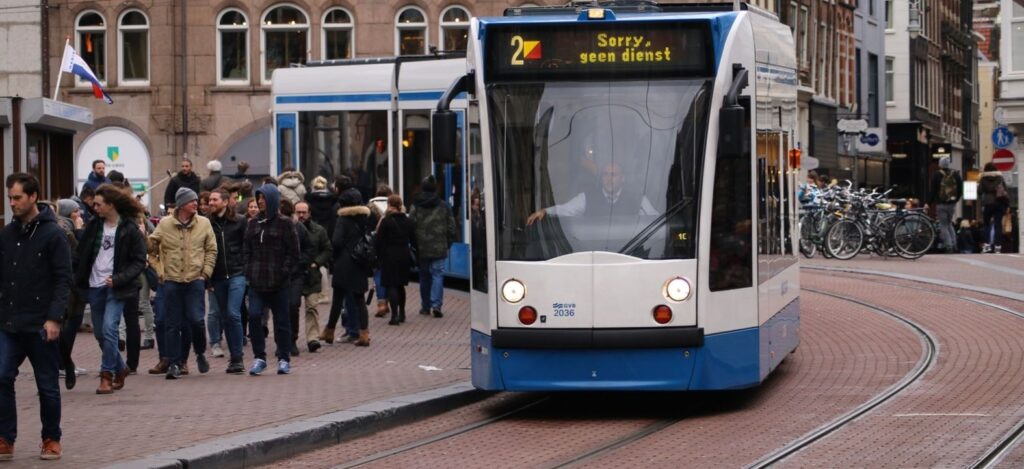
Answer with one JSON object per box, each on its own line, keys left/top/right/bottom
{"left": 375, "top": 212, "right": 416, "bottom": 288}
{"left": 0, "top": 205, "right": 72, "bottom": 332}
{"left": 211, "top": 211, "right": 247, "bottom": 279}
{"left": 331, "top": 205, "right": 372, "bottom": 292}
{"left": 163, "top": 172, "right": 202, "bottom": 207}
{"left": 75, "top": 216, "right": 147, "bottom": 300}
{"left": 305, "top": 190, "right": 337, "bottom": 239}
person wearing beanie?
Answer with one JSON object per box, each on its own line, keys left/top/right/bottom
{"left": 148, "top": 184, "right": 217, "bottom": 379}
{"left": 163, "top": 159, "right": 202, "bottom": 209}
{"left": 242, "top": 184, "right": 300, "bottom": 375}
{"left": 927, "top": 155, "right": 962, "bottom": 254}
{"left": 201, "top": 160, "right": 226, "bottom": 192}
{"left": 409, "top": 175, "right": 456, "bottom": 318}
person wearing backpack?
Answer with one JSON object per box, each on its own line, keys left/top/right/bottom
{"left": 331, "top": 188, "right": 373, "bottom": 347}
{"left": 927, "top": 156, "right": 962, "bottom": 253}
{"left": 978, "top": 162, "right": 1010, "bottom": 253}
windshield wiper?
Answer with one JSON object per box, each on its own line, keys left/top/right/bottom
{"left": 618, "top": 197, "right": 694, "bottom": 256}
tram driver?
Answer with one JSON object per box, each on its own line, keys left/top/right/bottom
{"left": 526, "top": 162, "right": 658, "bottom": 226}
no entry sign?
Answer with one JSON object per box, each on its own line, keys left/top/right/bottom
{"left": 993, "top": 149, "right": 1015, "bottom": 172}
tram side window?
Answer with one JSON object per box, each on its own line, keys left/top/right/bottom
{"left": 756, "top": 130, "right": 782, "bottom": 284}
{"left": 709, "top": 98, "right": 753, "bottom": 292}
{"left": 298, "top": 111, "right": 388, "bottom": 201}
{"left": 469, "top": 121, "right": 487, "bottom": 293}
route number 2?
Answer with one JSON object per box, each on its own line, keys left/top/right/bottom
{"left": 510, "top": 35, "right": 524, "bottom": 66}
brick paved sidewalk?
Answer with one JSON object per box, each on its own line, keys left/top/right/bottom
{"left": 803, "top": 253, "right": 1024, "bottom": 295}
{"left": 4, "top": 284, "right": 470, "bottom": 468}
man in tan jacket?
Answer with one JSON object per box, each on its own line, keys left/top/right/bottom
{"left": 148, "top": 188, "right": 217, "bottom": 379}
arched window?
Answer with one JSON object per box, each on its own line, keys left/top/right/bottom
{"left": 261, "top": 4, "right": 309, "bottom": 83}
{"left": 322, "top": 8, "right": 354, "bottom": 60}
{"left": 439, "top": 6, "right": 469, "bottom": 52}
{"left": 395, "top": 7, "right": 427, "bottom": 56}
{"left": 75, "top": 11, "right": 106, "bottom": 85}
{"left": 118, "top": 9, "right": 149, "bottom": 84}
{"left": 217, "top": 9, "right": 249, "bottom": 84}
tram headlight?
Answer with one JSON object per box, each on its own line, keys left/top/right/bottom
{"left": 501, "top": 279, "right": 526, "bottom": 304}
{"left": 663, "top": 277, "right": 692, "bottom": 302}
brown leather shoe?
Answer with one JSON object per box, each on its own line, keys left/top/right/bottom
{"left": 375, "top": 300, "right": 389, "bottom": 317}
{"left": 148, "top": 358, "right": 170, "bottom": 375}
{"left": 180, "top": 362, "right": 189, "bottom": 375}
{"left": 0, "top": 437, "right": 12, "bottom": 460}
{"left": 112, "top": 368, "right": 129, "bottom": 390}
{"left": 355, "top": 329, "right": 370, "bottom": 347}
{"left": 96, "top": 371, "right": 114, "bottom": 395}
{"left": 40, "top": 438, "right": 60, "bottom": 460}
{"left": 319, "top": 327, "right": 335, "bottom": 345}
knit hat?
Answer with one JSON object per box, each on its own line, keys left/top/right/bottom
{"left": 207, "top": 160, "right": 222, "bottom": 172}
{"left": 57, "top": 199, "right": 78, "bottom": 218}
{"left": 421, "top": 175, "right": 437, "bottom": 193}
{"left": 938, "top": 156, "right": 951, "bottom": 169}
{"left": 175, "top": 187, "right": 198, "bottom": 207}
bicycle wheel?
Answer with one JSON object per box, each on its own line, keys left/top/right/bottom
{"left": 872, "top": 216, "right": 900, "bottom": 257}
{"left": 893, "top": 214, "right": 935, "bottom": 259}
{"left": 824, "top": 219, "right": 864, "bottom": 260}
{"left": 799, "top": 215, "right": 817, "bottom": 258}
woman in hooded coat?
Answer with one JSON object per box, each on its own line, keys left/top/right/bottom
{"left": 277, "top": 169, "right": 307, "bottom": 205}
{"left": 330, "top": 188, "right": 373, "bottom": 346}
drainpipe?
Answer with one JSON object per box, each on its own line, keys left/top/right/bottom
{"left": 40, "top": 0, "right": 50, "bottom": 98}
{"left": 181, "top": 0, "right": 188, "bottom": 159}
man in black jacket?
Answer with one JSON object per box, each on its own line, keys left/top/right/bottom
{"left": 163, "top": 159, "right": 202, "bottom": 209}
{"left": 0, "top": 173, "right": 71, "bottom": 461}
{"left": 209, "top": 189, "right": 248, "bottom": 374}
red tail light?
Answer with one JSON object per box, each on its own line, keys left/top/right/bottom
{"left": 519, "top": 306, "right": 537, "bottom": 325}
{"left": 653, "top": 305, "right": 672, "bottom": 324}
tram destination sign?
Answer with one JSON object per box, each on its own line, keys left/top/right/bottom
{"left": 485, "top": 22, "right": 712, "bottom": 81}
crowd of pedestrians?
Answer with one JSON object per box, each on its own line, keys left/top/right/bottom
{"left": 0, "top": 158, "right": 457, "bottom": 460}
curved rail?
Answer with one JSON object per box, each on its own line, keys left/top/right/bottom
{"left": 746, "top": 287, "right": 939, "bottom": 468}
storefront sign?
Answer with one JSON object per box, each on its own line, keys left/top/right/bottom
{"left": 77, "top": 127, "right": 152, "bottom": 206}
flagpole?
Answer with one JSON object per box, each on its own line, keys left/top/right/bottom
{"left": 52, "top": 37, "right": 70, "bottom": 101}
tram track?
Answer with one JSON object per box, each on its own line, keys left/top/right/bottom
{"left": 801, "top": 267, "right": 1024, "bottom": 468}
{"left": 746, "top": 287, "right": 939, "bottom": 468}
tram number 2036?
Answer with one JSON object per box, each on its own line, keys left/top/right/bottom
{"left": 552, "top": 303, "right": 576, "bottom": 317}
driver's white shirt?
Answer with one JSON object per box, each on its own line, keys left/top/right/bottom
{"left": 546, "top": 189, "right": 658, "bottom": 217}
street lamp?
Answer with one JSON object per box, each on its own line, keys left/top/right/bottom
{"left": 907, "top": 0, "right": 922, "bottom": 38}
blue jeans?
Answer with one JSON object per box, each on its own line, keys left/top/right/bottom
{"left": 212, "top": 276, "right": 246, "bottom": 361}
{"left": 374, "top": 270, "right": 387, "bottom": 300}
{"left": 163, "top": 280, "right": 207, "bottom": 366}
{"left": 0, "top": 330, "right": 61, "bottom": 444}
{"left": 207, "top": 290, "right": 222, "bottom": 346}
{"left": 418, "top": 258, "right": 446, "bottom": 312}
{"left": 88, "top": 287, "right": 127, "bottom": 374}
{"left": 154, "top": 284, "right": 193, "bottom": 362}
{"left": 247, "top": 288, "right": 291, "bottom": 361}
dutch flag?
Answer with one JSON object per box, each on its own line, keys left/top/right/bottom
{"left": 59, "top": 44, "right": 112, "bottom": 104}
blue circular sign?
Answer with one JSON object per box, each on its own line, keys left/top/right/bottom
{"left": 860, "top": 133, "right": 880, "bottom": 146}
{"left": 993, "top": 127, "right": 1014, "bottom": 148}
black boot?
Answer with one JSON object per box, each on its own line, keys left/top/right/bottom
{"left": 399, "top": 308, "right": 406, "bottom": 323}
{"left": 388, "top": 309, "right": 399, "bottom": 326}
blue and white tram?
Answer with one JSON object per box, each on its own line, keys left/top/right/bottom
{"left": 432, "top": 2, "right": 801, "bottom": 390}
{"left": 270, "top": 57, "right": 472, "bottom": 278}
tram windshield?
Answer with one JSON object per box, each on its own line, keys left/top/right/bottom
{"left": 489, "top": 79, "right": 710, "bottom": 261}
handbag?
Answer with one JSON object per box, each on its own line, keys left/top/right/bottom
{"left": 350, "top": 231, "right": 378, "bottom": 270}
{"left": 1004, "top": 208, "right": 1014, "bottom": 235}
{"left": 996, "top": 182, "right": 1009, "bottom": 202}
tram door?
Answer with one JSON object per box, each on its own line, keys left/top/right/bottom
{"left": 399, "top": 109, "right": 469, "bottom": 278}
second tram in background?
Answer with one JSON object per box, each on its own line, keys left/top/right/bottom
{"left": 270, "top": 56, "right": 470, "bottom": 278}
{"left": 431, "top": 1, "right": 802, "bottom": 390}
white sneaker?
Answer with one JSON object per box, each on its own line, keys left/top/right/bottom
{"left": 211, "top": 344, "right": 225, "bottom": 358}
{"left": 74, "top": 367, "right": 87, "bottom": 376}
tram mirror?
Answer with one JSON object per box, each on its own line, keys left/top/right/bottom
{"left": 432, "top": 111, "right": 458, "bottom": 164}
{"left": 718, "top": 106, "right": 747, "bottom": 159}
